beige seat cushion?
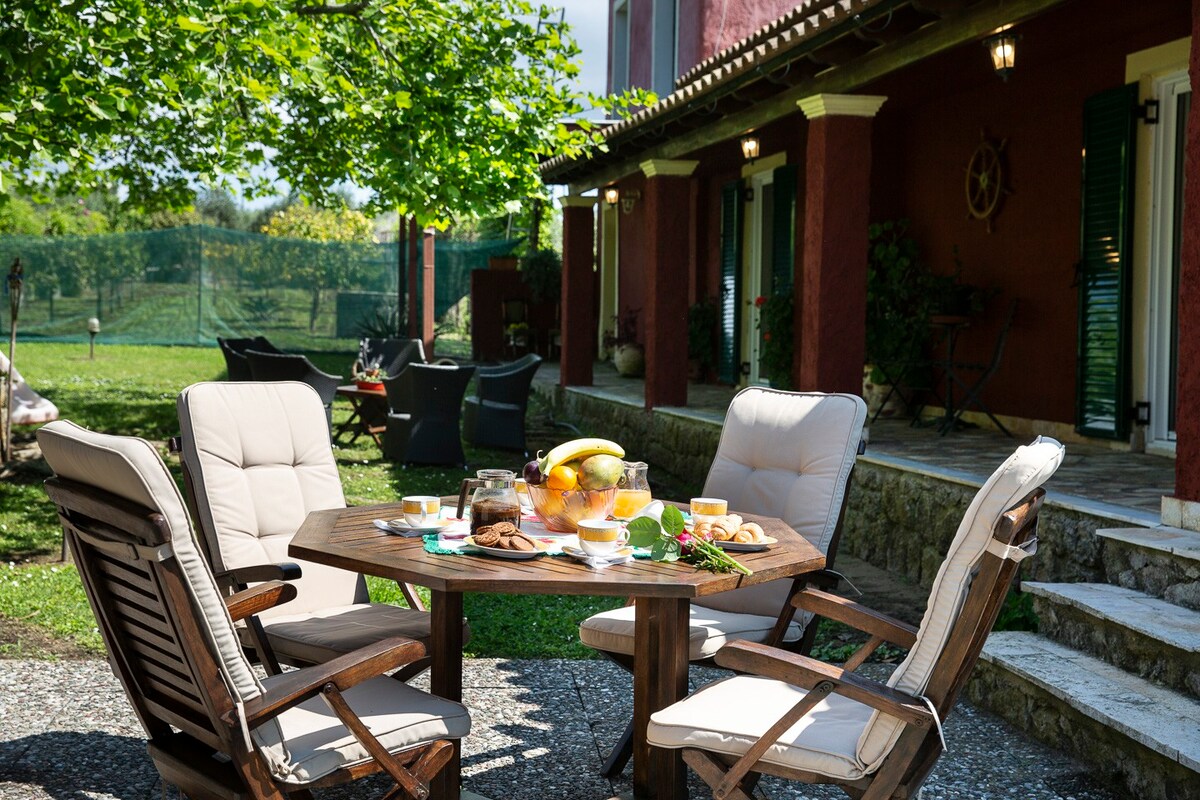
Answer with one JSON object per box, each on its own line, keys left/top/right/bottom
{"left": 255, "top": 673, "right": 471, "bottom": 785}
{"left": 579, "top": 604, "right": 801, "bottom": 660}
{"left": 177, "top": 381, "right": 364, "bottom": 619}
{"left": 647, "top": 675, "right": 874, "bottom": 780}
{"left": 257, "top": 603, "right": 469, "bottom": 665}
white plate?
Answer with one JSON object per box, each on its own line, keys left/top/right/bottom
{"left": 463, "top": 535, "right": 548, "bottom": 559}
{"left": 387, "top": 518, "right": 451, "bottom": 533}
{"left": 713, "top": 536, "right": 777, "bottom": 552}
{"left": 561, "top": 544, "right": 634, "bottom": 562}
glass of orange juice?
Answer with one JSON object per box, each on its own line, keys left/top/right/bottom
{"left": 690, "top": 497, "right": 728, "bottom": 524}
{"left": 612, "top": 461, "right": 652, "bottom": 520}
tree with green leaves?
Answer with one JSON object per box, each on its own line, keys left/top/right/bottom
{"left": 260, "top": 201, "right": 375, "bottom": 330}
{"left": 1, "top": 1, "right": 650, "bottom": 222}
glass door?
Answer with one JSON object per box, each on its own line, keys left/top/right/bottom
{"left": 1148, "top": 71, "right": 1190, "bottom": 451}
{"left": 741, "top": 173, "right": 775, "bottom": 385}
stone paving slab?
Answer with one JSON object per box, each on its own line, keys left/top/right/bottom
{"left": 1024, "top": 582, "right": 1200, "bottom": 653}
{"left": 0, "top": 658, "right": 1127, "bottom": 799}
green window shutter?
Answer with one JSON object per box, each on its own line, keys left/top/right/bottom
{"left": 718, "top": 180, "right": 744, "bottom": 384}
{"left": 1077, "top": 83, "right": 1138, "bottom": 439}
{"left": 771, "top": 164, "right": 798, "bottom": 295}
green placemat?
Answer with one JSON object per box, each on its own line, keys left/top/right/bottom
{"left": 422, "top": 534, "right": 651, "bottom": 558}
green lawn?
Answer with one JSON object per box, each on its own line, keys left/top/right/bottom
{"left": 1, "top": 341, "right": 624, "bottom": 658}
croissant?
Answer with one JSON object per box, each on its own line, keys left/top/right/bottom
{"left": 725, "top": 514, "right": 744, "bottom": 528}
{"left": 732, "top": 529, "right": 755, "bottom": 544}
{"left": 739, "top": 522, "right": 765, "bottom": 543}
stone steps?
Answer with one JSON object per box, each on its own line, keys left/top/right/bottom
{"left": 969, "top": 631, "right": 1200, "bottom": 800}
{"left": 1023, "top": 581, "right": 1200, "bottom": 698}
{"left": 1097, "top": 526, "right": 1200, "bottom": 610}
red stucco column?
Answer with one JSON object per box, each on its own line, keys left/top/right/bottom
{"left": 560, "top": 196, "right": 598, "bottom": 387}
{"left": 1174, "top": 12, "right": 1200, "bottom": 502}
{"left": 407, "top": 216, "right": 420, "bottom": 339}
{"left": 796, "top": 94, "right": 887, "bottom": 394}
{"left": 642, "top": 159, "right": 699, "bottom": 409}
{"left": 422, "top": 227, "right": 435, "bottom": 357}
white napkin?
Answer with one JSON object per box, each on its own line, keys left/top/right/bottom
{"left": 630, "top": 500, "right": 665, "bottom": 526}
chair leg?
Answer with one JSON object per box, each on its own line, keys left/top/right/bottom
{"left": 682, "top": 749, "right": 757, "bottom": 800}
{"left": 600, "top": 718, "right": 635, "bottom": 778}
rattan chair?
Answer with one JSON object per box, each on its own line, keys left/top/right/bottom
{"left": 647, "top": 437, "right": 1064, "bottom": 800}
{"left": 218, "top": 336, "right": 282, "bottom": 381}
{"left": 38, "top": 420, "right": 469, "bottom": 800}
{"left": 383, "top": 363, "right": 476, "bottom": 466}
{"left": 245, "top": 350, "right": 341, "bottom": 429}
{"left": 463, "top": 353, "right": 542, "bottom": 454}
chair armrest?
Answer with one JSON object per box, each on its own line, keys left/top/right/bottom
{"left": 224, "top": 581, "right": 297, "bottom": 622}
{"left": 714, "top": 640, "right": 932, "bottom": 727}
{"left": 792, "top": 587, "right": 918, "bottom": 649}
{"left": 240, "top": 636, "right": 428, "bottom": 726}
{"left": 800, "top": 569, "right": 842, "bottom": 592}
{"left": 215, "top": 562, "right": 303, "bottom": 587}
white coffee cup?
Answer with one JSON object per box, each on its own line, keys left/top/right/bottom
{"left": 402, "top": 495, "right": 440, "bottom": 527}
{"left": 577, "top": 519, "right": 624, "bottom": 557}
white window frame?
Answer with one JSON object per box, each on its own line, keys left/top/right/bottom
{"left": 612, "top": 0, "right": 630, "bottom": 95}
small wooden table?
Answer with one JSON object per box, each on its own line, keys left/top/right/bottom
{"left": 334, "top": 384, "right": 387, "bottom": 446}
{"left": 291, "top": 504, "right": 825, "bottom": 800}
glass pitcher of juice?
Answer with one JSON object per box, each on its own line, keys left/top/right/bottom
{"left": 612, "top": 461, "right": 652, "bottom": 520}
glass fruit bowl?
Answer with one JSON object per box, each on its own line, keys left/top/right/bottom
{"left": 526, "top": 485, "right": 619, "bottom": 532}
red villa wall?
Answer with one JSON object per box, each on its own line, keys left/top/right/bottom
{"left": 865, "top": 0, "right": 1189, "bottom": 425}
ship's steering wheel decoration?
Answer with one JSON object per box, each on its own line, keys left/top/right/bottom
{"left": 965, "top": 132, "right": 1010, "bottom": 233}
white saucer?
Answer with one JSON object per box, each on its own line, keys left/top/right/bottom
{"left": 464, "top": 535, "right": 548, "bottom": 559}
{"left": 561, "top": 544, "right": 634, "bottom": 562}
{"left": 387, "top": 518, "right": 451, "bottom": 533}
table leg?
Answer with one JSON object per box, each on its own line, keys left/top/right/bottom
{"left": 430, "top": 589, "right": 464, "bottom": 800}
{"left": 633, "top": 596, "right": 690, "bottom": 800}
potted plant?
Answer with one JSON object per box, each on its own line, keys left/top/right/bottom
{"left": 519, "top": 248, "right": 562, "bottom": 304}
{"left": 756, "top": 293, "right": 793, "bottom": 389}
{"left": 353, "top": 363, "right": 385, "bottom": 391}
{"left": 604, "top": 308, "right": 644, "bottom": 377}
{"left": 687, "top": 300, "right": 717, "bottom": 381}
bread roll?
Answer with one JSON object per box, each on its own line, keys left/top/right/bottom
{"left": 732, "top": 529, "right": 754, "bottom": 544}
{"left": 739, "top": 522, "right": 765, "bottom": 543}
{"left": 710, "top": 521, "right": 736, "bottom": 541}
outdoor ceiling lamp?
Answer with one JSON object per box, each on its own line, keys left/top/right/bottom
{"left": 603, "top": 186, "right": 620, "bottom": 207}
{"left": 984, "top": 29, "right": 1018, "bottom": 80}
{"left": 740, "top": 134, "right": 761, "bottom": 162}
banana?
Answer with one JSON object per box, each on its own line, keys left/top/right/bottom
{"left": 539, "top": 438, "right": 625, "bottom": 475}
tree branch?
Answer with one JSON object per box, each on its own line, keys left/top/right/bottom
{"left": 296, "top": 2, "right": 370, "bottom": 16}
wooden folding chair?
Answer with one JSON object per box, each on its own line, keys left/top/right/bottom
{"left": 647, "top": 437, "right": 1064, "bottom": 800}
{"left": 39, "top": 420, "right": 469, "bottom": 800}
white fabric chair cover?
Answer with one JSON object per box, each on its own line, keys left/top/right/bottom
{"left": 647, "top": 437, "right": 1065, "bottom": 779}
{"left": 177, "top": 381, "right": 439, "bottom": 663}
{"left": 36, "top": 420, "right": 469, "bottom": 785}
{"left": 579, "top": 389, "right": 866, "bottom": 657}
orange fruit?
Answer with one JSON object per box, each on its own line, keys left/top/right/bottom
{"left": 546, "top": 465, "right": 578, "bottom": 491}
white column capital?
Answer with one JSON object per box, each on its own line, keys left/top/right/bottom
{"left": 640, "top": 159, "right": 699, "bottom": 178}
{"left": 797, "top": 94, "right": 887, "bottom": 120}
{"left": 558, "top": 195, "right": 598, "bottom": 209}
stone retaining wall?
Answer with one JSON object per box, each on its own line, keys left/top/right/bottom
{"left": 541, "top": 384, "right": 1117, "bottom": 587}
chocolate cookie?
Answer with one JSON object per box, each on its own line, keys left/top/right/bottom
{"left": 506, "top": 532, "right": 535, "bottom": 552}
{"left": 489, "top": 521, "right": 518, "bottom": 536}
{"left": 473, "top": 526, "right": 502, "bottom": 547}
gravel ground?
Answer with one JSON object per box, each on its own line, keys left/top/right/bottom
{"left": 0, "top": 658, "right": 1126, "bottom": 800}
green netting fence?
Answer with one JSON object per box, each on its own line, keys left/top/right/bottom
{"left": 0, "top": 224, "right": 519, "bottom": 351}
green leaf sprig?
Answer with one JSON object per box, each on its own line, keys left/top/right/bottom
{"left": 627, "top": 505, "right": 752, "bottom": 576}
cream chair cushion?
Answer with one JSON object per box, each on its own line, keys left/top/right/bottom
{"left": 262, "top": 603, "right": 438, "bottom": 665}
{"left": 177, "top": 381, "right": 364, "bottom": 619}
{"left": 647, "top": 675, "right": 875, "bottom": 779}
{"left": 37, "top": 420, "right": 265, "bottom": 706}
{"left": 696, "top": 389, "right": 866, "bottom": 620}
{"left": 254, "top": 673, "right": 471, "bottom": 784}
{"left": 649, "top": 437, "right": 1064, "bottom": 781}
{"left": 854, "top": 436, "right": 1064, "bottom": 769}
{"left": 579, "top": 604, "right": 801, "bottom": 661}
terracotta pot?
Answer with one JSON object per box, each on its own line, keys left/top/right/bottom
{"left": 612, "top": 343, "right": 645, "bottom": 377}
{"left": 862, "top": 364, "right": 902, "bottom": 419}
{"left": 355, "top": 380, "right": 385, "bottom": 392}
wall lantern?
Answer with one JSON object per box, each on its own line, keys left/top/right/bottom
{"left": 620, "top": 189, "right": 640, "bottom": 215}
{"left": 603, "top": 186, "right": 620, "bottom": 208}
{"left": 984, "top": 30, "right": 1019, "bottom": 81}
{"left": 740, "top": 134, "right": 761, "bottom": 162}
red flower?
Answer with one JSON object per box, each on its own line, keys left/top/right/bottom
{"left": 763, "top": 332, "right": 772, "bottom": 342}
{"left": 754, "top": 296, "right": 767, "bottom": 308}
